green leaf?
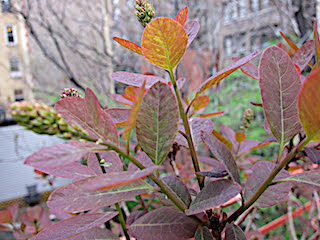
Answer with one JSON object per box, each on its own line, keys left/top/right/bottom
{"left": 259, "top": 46, "right": 302, "bottom": 147}
{"left": 194, "top": 226, "right": 214, "bottom": 240}
{"left": 129, "top": 207, "right": 198, "bottom": 240}
{"left": 141, "top": 17, "right": 188, "bottom": 71}
{"left": 185, "top": 179, "right": 241, "bottom": 216}
{"left": 274, "top": 169, "right": 320, "bottom": 188}
{"left": 136, "top": 82, "right": 179, "bottom": 165}
{"left": 225, "top": 223, "right": 247, "bottom": 240}
{"left": 298, "top": 68, "right": 320, "bottom": 141}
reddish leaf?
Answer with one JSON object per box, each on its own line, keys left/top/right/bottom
{"left": 196, "top": 169, "right": 228, "bottom": 178}
{"left": 194, "top": 226, "right": 214, "bottom": 240}
{"left": 293, "top": 40, "right": 314, "bottom": 72}
{"left": 298, "top": 68, "right": 320, "bottom": 141}
{"left": 87, "top": 151, "right": 123, "bottom": 174}
{"left": 68, "top": 227, "right": 118, "bottom": 240}
{"left": 33, "top": 212, "right": 118, "bottom": 240}
{"left": 199, "top": 111, "right": 225, "bottom": 118}
{"left": 129, "top": 207, "right": 198, "bottom": 240}
{"left": 192, "top": 96, "right": 210, "bottom": 111}
{"left": 196, "top": 51, "right": 260, "bottom": 97}
{"left": 105, "top": 108, "right": 130, "bottom": 127}
{"left": 161, "top": 175, "right": 191, "bottom": 207}
{"left": 174, "top": 6, "right": 188, "bottom": 27}
{"left": 202, "top": 132, "right": 241, "bottom": 184}
{"left": 109, "top": 93, "right": 133, "bottom": 106}
{"left": 244, "top": 161, "right": 292, "bottom": 208}
{"left": 113, "top": 37, "right": 142, "bottom": 55}
{"left": 24, "top": 144, "right": 92, "bottom": 171}
{"left": 212, "top": 129, "right": 232, "bottom": 150}
{"left": 85, "top": 88, "right": 119, "bottom": 145}
{"left": 7, "top": 202, "right": 19, "bottom": 223}
{"left": 141, "top": 17, "right": 188, "bottom": 70}
{"left": 184, "top": 20, "right": 200, "bottom": 48}
{"left": 237, "top": 138, "right": 274, "bottom": 157}
{"left": 136, "top": 82, "right": 179, "bottom": 165}
{"left": 123, "top": 81, "right": 146, "bottom": 139}
{"left": 41, "top": 163, "right": 96, "bottom": 180}
{"left": 48, "top": 180, "right": 152, "bottom": 212}
{"left": 275, "top": 169, "right": 320, "bottom": 188}
{"left": 125, "top": 86, "right": 135, "bottom": 95}
{"left": 185, "top": 179, "right": 241, "bottom": 215}
{"left": 231, "top": 57, "right": 259, "bottom": 81}
{"left": 225, "top": 223, "right": 247, "bottom": 240}
{"left": 220, "top": 124, "right": 236, "bottom": 145}
{"left": 314, "top": 19, "right": 320, "bottom": 68}
{"left": 128, "top": 151, "right": 155, "bottom": 171}
{"left": 259, "top": 46, "right": 302, "bottom": 146}
{"left": 235, "top": 132, "right": 246, "bottom": 143}
{"left": 280, "top": 31, "right": 299, "bottom": 52}
{"left": 0, "top": 210, "right": 12, "bottom": 223}
{"left": 82, "top": 166, "right": 158, "bottom": 191}
{"left": 176, "top": 118, "right": 214, "bottom": 150}
{"left": 198, "top": 156, "right": 226, "bottom": 169}
{"left": 111, "top": 71, "right": 167, "bottom": 89}
{"left": 304, "top": 147, "right": 320, "bottom": 164}
{"left": 250, "top": 102, "right": 263, "bottom": 107}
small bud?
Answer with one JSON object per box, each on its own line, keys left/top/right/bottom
{"left": 243, "top": 109, "right": 254, "bottom": 129}
{"left": 60, "top": 88, "right": 82, "bottom": 98}
{"left": 100, "top": 159, "right": 105, "bottom": 164}
{"left": 134, "top": 0, "right": 155, "bottom": 27}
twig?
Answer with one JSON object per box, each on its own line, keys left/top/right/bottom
{"left": 288, "top": 192, "right": 298, "bottom": 240}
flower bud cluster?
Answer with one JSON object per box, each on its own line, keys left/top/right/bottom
{"left": 9, "top": 101, "right": 72, "bottom": 138}
{"left": 134, "top": 0, "right": 155, "bottom": 27}
{"left": 243, "top": 109, "right": 254, "bottom": 128}
{"left": 60, "top": 88, "right": 81, "bottom": 98}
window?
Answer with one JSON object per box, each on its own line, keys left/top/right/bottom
{"left": 14, "top": 89, "right": 24, "bottom": 101}
{"left": 10, "top": 56, "right": 21, "bottom": 78}
{"left": 239, "top": 0, "right": 246, "bottom": 17}
{"left": 5, "top": 25, "right": 17, "bottom": 46}
{"left": 224, "top": 36, "right": 233, "bottom": 56}
{"left": 1, "top": 0, "right": 11, "bottom": 12}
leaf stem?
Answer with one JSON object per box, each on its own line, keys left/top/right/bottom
{"left": 168, "top": 70, "right": 204, "bottom": 189}
{"left": 115, "top": 202, "right": 130, "bottom": 240}
{"left": 226, "top": 137, "right": 309, "bottom": 223}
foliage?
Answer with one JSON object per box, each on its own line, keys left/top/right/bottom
{"left": 4, "top": 5, "right": 320, "bottom": 240}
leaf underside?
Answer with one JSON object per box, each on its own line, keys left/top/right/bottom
{"left": 225, "top": 223, "right": 247, "bottom": 240}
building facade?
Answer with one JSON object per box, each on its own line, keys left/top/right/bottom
{"left": 0, "top": 0, "right": 32, "bottom": 107}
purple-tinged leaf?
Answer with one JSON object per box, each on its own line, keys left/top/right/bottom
{"left": 136, "top": 82, "right": 179, "bottom": 165}
{"left": 196, "top": 51, "right": 260, "bottom": 97}
{"left": 87, "top": 151, "right": 123, "bottom": 175}
{"left": 293, "top": 40, "right": 314, "bottom": 72}
{"left": 177, "top": 78, "right": 186, "bottom": 90}
{"left": 194, "top": 226, "right": 214, "bottom": 240}
{"left": 174, "top": 7, "right": 188, "bottom": 27}
{"left": 225, "top": 223, "right": 247, "bottom": 240}
{"left": 220, "top": 124, "right": 237, "bottom": 145}
{"left": 237, "top": 138, "right": 274, "bottom": 157}
{"left": 264, "top": 119, "right": 273, "bottom": 136}
{"left": 231, "top": 57, "right": 258, "bottom": 81}
{"left": 176, "top": 118, "right": 214, "bottom": 149}
{"left": 82, "top": 166, "right": 158, "bottom": 191}
{"left": 105, "top": 108, "right": 130, "bottom": 127}
{"left": 7, "top": 202, "right": 19, "bottom": 222}
{"left": 111, "top": 71, "right": 167, "bottom": 89}
{"left": 161, "top": 175, "right": 191, "bottom": 207}
{"left": 24, "top": 144, "right": 91, "bottom": 171}
{"left": 126, "top": 211, "right": 146, "bottom": 227}
{"left": 185, "top": 179, "right": 241, "bottom": 216}
{"left": 314, "top": 19, "right": 320, "bottom": 68}
{"left": 129, "top": 207, "right": 198, "bottom": 240}
{"left": 184, "top": 20, "right": 200, "bottom": 48}
{"left": 68, "top": 140, "right": 106, "bottom": 149}
{"left": 259, "top": 46, "right": 302, "bottom": 146}
{"left": 244, "top": 161, "right": 292, "bottom": 208}
{"left": 304, "top": 147, "right": 320, "bottom": 164}
{"left": 33, "top": 212, "right": 118, "bottom": 240}
{"left": 198, "top": 156, "right": 226, "bottom": 169}
{"left": 41, "top": 163, "right": 96, "bottom": 180}
{"left": 196, "top": 168, "right": 228, "bottom": 178}
{"left": 128, "top": 151, "right": 155, "bottom": 171}
{"left": 85, "top": 88, "right": 119, "bottom": 145}
{"left": 274, "top": 169, "right": 320, "bottom": 188}
{"left": 48, "top": 180, "right": 152, "bottom": 212}
{"left": 67, "top": 227, "right": 118, "bottom": 240}
{"left": 113, "top": 37, "right": 142, "bottom": 55}
{"left": 202, "top": 132, "right": 241, "bottom": 184}
{"left": 141, "top": 17, "right": 188, "bottom": 71}
{"left": 109, "top": 93, "right": 133, "bottom": 106}
{"left": 212, "top": 129, "right": 232, "bottom": 150}
{"left": 298, "top": 68, "right": 320, "bottom": 141}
